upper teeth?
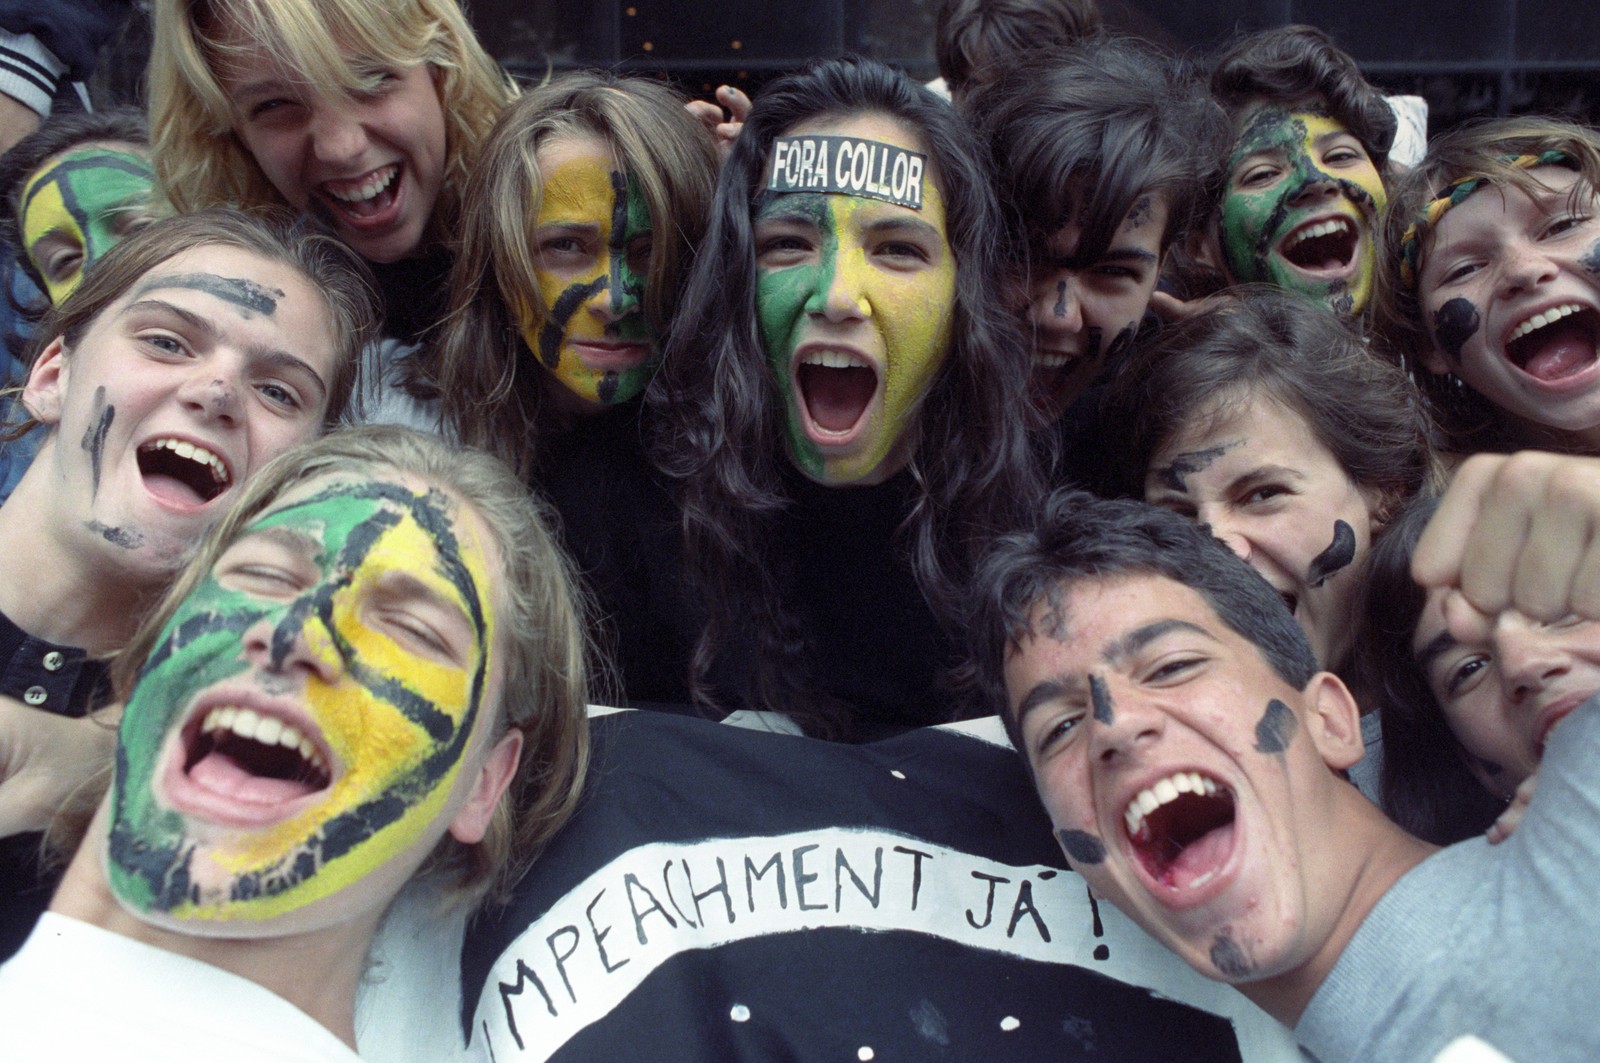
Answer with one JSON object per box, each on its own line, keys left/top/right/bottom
{"left": 1284, "top": 217, "right": 1352, "bottom": 250}
{"left": 200, "top": 705, "right": 328, "bottom": 778}
{"left": 1509, "top": 303, "right": 1583, "bottom": 344}
{"left": 149, "top": 437, "right": 228, "bottom": 484}
{"left": 1124, "top": 771, "right": 1219, "bottom": 838}
{"left": 325, "top": 165, "right": 397, "bottom": 203}
{"left": 801, "top": 351, "right": 868, "bottom": 369}
{"left": 1036, "top": 353, "right": 1074, "bottom": 368}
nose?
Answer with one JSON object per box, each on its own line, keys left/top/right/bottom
{"left": 1085, "top": 677, "right": 1169, "bottom": 765}
{"left": 804, "top": 247, "right": 870, "bottom": 322}
{"left": 308, "top": 100, "right": 370, "bottom": 166}
{"left": 1497, "top": 239, "right": 1559, "bottom": 298}
{"left": 242, "top": 599, "right": 344, "bottom": 685}
{"left": 588, "top": 253, "right": 642, "bottom": 326}
{"left": 1492, "top": 614, "right": 1569, "bottom": 703}
{"left": 1196, "top": 507, "right": 1252, "bottom": 563}
{"left": 1031, "top": 274, "right": 1084, "bottom": 337}
{"left": 178, "top": 372, "right": 241, "bottom": 426}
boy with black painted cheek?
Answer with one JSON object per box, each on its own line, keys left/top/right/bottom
{"left": 970, "top": 485, "right": 1600, "bottom": 1062}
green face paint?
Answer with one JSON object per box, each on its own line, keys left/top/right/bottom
{"left": 753, "top": 117, "right": 956, "bottom": 486}
{"left": 108, "top": 474, "right": 496, "bottom": 926}
{"left": 1219, "top": 107, "right": 1387, "bottom": 316}
{"left": 21, "top": 144, "right": 157, "bottom": 304}
{"left": 521, "top": 136, "right": 659, "bottom": 409}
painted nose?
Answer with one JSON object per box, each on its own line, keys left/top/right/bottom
{"left": 1287, "top": 162, "right": 1340, "bottom": 207}
{"left": 1031, "top": 274, "right": 1084, "bottom": 338}
{"left": 242, "top": 600, "right": 344, "bottom": 685}
{"left": 1085, "top": 676, "right": 1169, "bottom": 765}
{"left": 178, "top": 373, "right": 241, "bottom": 425}
{"left": 805, "top": 248, "right": 870, "bottom": 322}
{"left": 1492, "top": 614, "right": 1570, "bottom": 703}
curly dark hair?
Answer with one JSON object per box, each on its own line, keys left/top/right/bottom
{"left": 934, "top": 0, "right": 1102, "bottom": 102}
{"left": 649, "top": 56, "right": 1041, "bottom": 738}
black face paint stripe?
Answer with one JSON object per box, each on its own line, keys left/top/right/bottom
{"left": 1089, "top": 674, "right": 1114, "bottom": 725}
{"left": 1210, "top": 932, "right": 1252, "bottom": 978}
{"left": 1254, "top": 698, "right": 1298, "bottom": 754}
{"left": 81, "top": 386, "right": 112, "bottom": 495}
{"left": 1433, "top": 298, "right": 1481, "bottom": 366}
{"left": 1053, "top": 280, "right": 1068, "bottom": 318}
{"left": 1581, "top": 239, "right": 1600, "bottom": 275}
{"left": 537, "top": 276, "right": 608, "bottom": 369}
{"left": 133, "top": 274, "right": 283, "bottom": 317}
{"left": 1307, "top": 519, "right": 1357, "bottom": 588}
{"left": 86, "top": 519, "right": 141, "bottom": 549}
{"left": 1155, "top": 442, "right": 1233, "bottom": 493}
{"left": 1058, "top": 828, "right": 1106, "bottom": 865}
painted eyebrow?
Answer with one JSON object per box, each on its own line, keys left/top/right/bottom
{"left": 1100, "top": 619, "right": 1215, "bottom": 668}
{"left": 123, "top": 299, "right": 329, "bottom": 403}
{"left": 1415, "top": 629, "right": 1458, "bottom": 677}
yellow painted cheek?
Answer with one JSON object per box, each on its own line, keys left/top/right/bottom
{"left": 20, "top": 181, "right": 86, "bottom": 303}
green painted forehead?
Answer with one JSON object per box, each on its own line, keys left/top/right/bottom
{"left": 23, "top": 147, "right": 153, "bottom": 212}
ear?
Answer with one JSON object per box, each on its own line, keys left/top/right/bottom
{"left": 1303, "top": 671, "right": 1365, "bottom": 772}
{"left": 447, "top": 728, "right": 523, "bottom": 845}
{"left": 22, "top": 336, "right": 69, "bottom": 426}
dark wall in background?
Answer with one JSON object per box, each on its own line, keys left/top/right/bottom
{"left": 469, "top": 0, "right": 1600, "bottom": 132}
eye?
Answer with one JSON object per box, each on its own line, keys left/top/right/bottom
{"left": 1147, "top": 655, "right": 1204, "bottom": 683}
{"left": 245, "top": 96, "right": 300, "bottom": 122}
{"left": 37, "top": 247, "right": 83, "bottom": 284}
{"left": 876, "top": 238, "right": 931, "bottom": 264}
{"left": 1439, "top": 259, "right": 1481, "bottom": 285}
{"left": 1542, "top": 214, "right": 1590, "bottom": 239}
{"left": 625, "top": 233, "right": 653, "bottom": 273}
{"left": 1444, "top": 655, "right": 1489, "bottom": 698}
{"left": 757, "top": 233, "right": 814, "bottom": 257}
{"left": 1323, "top": 146, "right": 1362, "bottom": 166}
{"left": 540, "top": 235, "right": 586, "bottom": 255}
{"left": 1092, "top": 264, "right": 1142, "bottom": 282}
{"left": 1033, "top": 708, "right": 1086, "bottom": 756}
{"left": 141, "top": 332, "right": 190, "bottom": 358}
{"left": 379, "top": 608, "right": 453, "bottom": 658}
{"left": 218, "top": 561, "right": 305, "bottom": 597}
{"left": 1237, "top": 164, "right": 1281, "bottom": 189}
{"left": 1241, "top": 483, "right": 1290, "bottom": 506}
{"left": 256, "top": 380, "right": 303, "bottom": 410}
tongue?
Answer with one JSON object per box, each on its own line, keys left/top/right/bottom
{"left": 799, "top": 364, "right": 875, "bottom": 432}
{"left": 188, "top": 750, "right": 316, "bottom": 805}
{"left": 1158, "top": 823, "right": 1234, "bottom": 890}
{"left": 1517, "top": 319, "right": 1596, "bottom": 381}
{"left": 143, "top": 471, "right": 207, "bottom": 507}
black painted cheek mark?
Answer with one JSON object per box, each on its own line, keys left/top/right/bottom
{"left": 1102, "top": 324, "right": 1135, "bottom": 366}
{"left": 1058, "top": 828, "right": 1106, "bottom": 865}
{"left": 1581, "top": 239, "right": 1600, "bottom": 276}
{"left": 1433, "top": 298, "right": 1481, "bottom": 367}
{"left": 80, "top": 386, "right": 113, "bottom": 495}
{"left": 1306, "top": 519, "right": 1357, "bottom": 588}
{"left": 1090, "top": 674, "right": 1114, "bottom": 725}
{"left": 597, "top": 370, "right": 621, "bottom": 404}
{"left": 1053, "top": 280, "right": 1068, "bottom": 318}
{"left": 1210, "top": 933, "right": 1253, "bottom": 978}
{"left": 537, "top": 277, "right": 609, "bottom": 369}
{"left": 86, "top": 520, "right": 142, "bottom": 549}
{"left": 1254, "top": 698, "right": 1298, "bottom": 754}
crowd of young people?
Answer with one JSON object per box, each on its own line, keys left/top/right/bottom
{"left": 2, "top": 0, "right": 1599, "bottom": 1059}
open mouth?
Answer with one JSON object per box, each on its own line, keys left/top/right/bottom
{"left": 138, "top": 437, "right": 231, "bottom": 506}
{"left": 1124, "top": 771, "right": 1237, "bottom": 892}
{"left": 1278, "top": 217, "right": 1357, "bottom": 274}
{"left": 798, "top": 350, "right": 877, "bottom": 435}
{"left": 1505, "top": 303, "right": 1600, "bottom": 383}
{"left": 320, "top": 164, "right": 401, "bottom": 222}
{"left": 184, "top": 705, "right": 332, "bottom": 805}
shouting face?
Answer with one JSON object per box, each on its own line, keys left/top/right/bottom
{"left": 1004, "top": 573, "right": 1362, "bottom": 986}
{"left": 754, "top": 112, "right": 957, "bottom": 486}
{"left": 20, "top": 141, "right": 159, "bottom": 304}
{"left": 1417, "top": 167, "right": 1600, "bottom": 447}
{"left": 1218, "top": 105, "right": 1386, "bottom": 316}
{"left": 522, "top": 133, "right": 657, "bottom": 411}
{"left": 107, "top": 471, "right": 505, "bottom": 931}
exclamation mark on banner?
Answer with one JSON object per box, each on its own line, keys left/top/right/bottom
{"left": 1086, "top": 885, "right": 1110, "bottom": 961}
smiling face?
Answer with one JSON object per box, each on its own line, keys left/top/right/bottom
{"left": 754, "top": 112, "right": 957, "bottom": 486}
{"left": 1417, "top": 168, "right": 1600, "bottom": 446}
{"left": 1144, "top": 393, "right": 1379, "bottom": 668}
{"left": 24, "top": 243, "right": 338, "bottom": 578}
{"left": 520, "top": 133, "right": 657, "bottom": 411}
{"left": 21, "top": 141, "right": 159, "bottom": 305}
{"left": 1218, "top": 105, "right": 1387, "bottom": 316}
{"left": 1004, "top": 572, "right": 1361, "bottom": 986}
{"left": 1413, "top": 596, "right": 1600, "bottom": 798}
{"left": 220, "top": 42, "right": 447, "bottom": 264}
{"left": 107, "top": 471, "right": 503, "bottom": 931}
{"left": 1025, "top": 192, "right": 1169, "bottom": 420}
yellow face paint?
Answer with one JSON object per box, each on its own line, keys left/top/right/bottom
{"left": 1220, "top": 107, "right": 1387, "bottom": 316}
{"left": 20, "top": 144, "right": 156, "bottom": 304}
{"left": 108, "top": 473, "right": 498, "bottom": 925}
{"left": 520, "top": 135, "right": 657, "bottom": 409}
{"left": 755, "top": 120, "right": 956, "bottom": 485}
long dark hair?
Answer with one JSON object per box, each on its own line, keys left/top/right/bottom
{"left": 649, "top": 56, "right": 1039, "bottom": 737}
{"left": 1351, "top": 495, "right": 1505, "bottom": 843}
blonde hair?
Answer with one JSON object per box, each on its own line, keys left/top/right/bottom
{"left": 112, "top": 425, "right": 593, "bottom": 906}
{"left": 433, "top": 71, "right": 718, "bottom": 478}
{"left": 149, "top": 0, "right": 514, "bottom": 252}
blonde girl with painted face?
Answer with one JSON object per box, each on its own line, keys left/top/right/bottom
{"left": 0, "top": 425, "right": 590, "bottom": 1057}
{"left": 149, "top": 0, "right": 511, "bottom": 351}
{"left": 652, "top": 57, "right": 1040, "bottom": 740}
{"left": 1375, "top": 117, "right": 1600, "bottom": 456}
{"left": 435, "top": 72, "right": 718, "bottom": 481}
